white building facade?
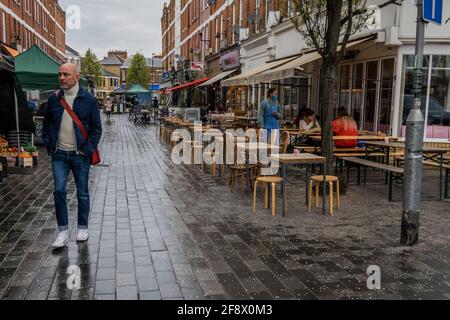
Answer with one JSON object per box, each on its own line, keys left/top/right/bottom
{"left": 232, "top": 0, "right": 450, "bottom": 140}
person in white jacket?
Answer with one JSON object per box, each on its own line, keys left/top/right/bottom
{"left": 299, "top": 109, "right": 321, "bottom": 132}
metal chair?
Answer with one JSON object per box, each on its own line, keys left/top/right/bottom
{"left": 134, "top": 106, "right": 144, "bottom": 124}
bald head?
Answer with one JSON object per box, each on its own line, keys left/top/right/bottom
{"left": 59, "top": 63, "right": 80, "bottom": 90}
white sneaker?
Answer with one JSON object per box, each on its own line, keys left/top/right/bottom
{"left": 76, "top": 229, "right": 89, "bottom": 242}
{"left": 52, "top": 231, "right": 69, "bottom": 248}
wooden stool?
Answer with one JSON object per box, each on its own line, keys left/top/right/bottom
{"left": 308, "top": 175, "right": 340, "bottom": 215}
{"left": 253, "top": 176, "right": 283, "bottom": 216}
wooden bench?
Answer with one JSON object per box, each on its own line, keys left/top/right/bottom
{"left": 394, "top": 155, "right": 450, "bottom": 198}
{"left": 339, "top": 156, "right": 404, "bottom": 201}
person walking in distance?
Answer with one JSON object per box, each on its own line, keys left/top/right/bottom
{"left": 104, "top": 96, "right": 112, "bottom": 122}
{"left": 151, "top": 96, "right": 159, "bottom": 122}
{"left": 43, "top": 63, "right": 102, "bottom": 248}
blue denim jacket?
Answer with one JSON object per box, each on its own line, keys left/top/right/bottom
{"left": 42, "top": 86, "right": 102, "bottom": 157}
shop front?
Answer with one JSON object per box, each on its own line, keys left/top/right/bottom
{"left": 201, "top": 48, "right": 241, "bottom": 113}
{"left": 335, "top": 40, "right": 450, "bottom": 140}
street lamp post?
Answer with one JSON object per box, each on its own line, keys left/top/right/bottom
{"left": 151, "top": 53, "right": 155, "bottom": 100}
{"left": 401, "top": 0, "right": 426, "bottom": 245}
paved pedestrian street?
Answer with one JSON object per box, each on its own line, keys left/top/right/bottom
{"left": 1, "top": 115, "right": 450, "bottom": 300}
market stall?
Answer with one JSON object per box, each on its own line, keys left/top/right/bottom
{"left": 0, "top": 53, "right": 36, "bottom": 176}
{"left": 14, "top": 45, "right": 61, "bottom": 149}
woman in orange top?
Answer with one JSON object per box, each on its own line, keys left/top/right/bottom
{"left": 332, "top": 107, "right": 358, "bottom": 148}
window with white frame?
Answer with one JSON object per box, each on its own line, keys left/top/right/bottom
{"left": 25, "top": 0, "right": 31, "bottom": 14}
{"left": 255, "top": 0, "right": 260, "bottom": 32}
{"left": 401, "top": 55, "right": 450, "bottom": 139}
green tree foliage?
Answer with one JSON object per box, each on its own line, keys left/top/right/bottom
{"left": 81, "top": 48, "right": 102, "bottom": 88}
{"left": 126, "top": 53, "right": 150, "bottom": 89}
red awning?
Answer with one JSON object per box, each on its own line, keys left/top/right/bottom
{"left": 167, "top": 77, "right": 209, "bottom": 92}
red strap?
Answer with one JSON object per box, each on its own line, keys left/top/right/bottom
{"left": 59, "top": 98, "right": 88, "bottom": 140}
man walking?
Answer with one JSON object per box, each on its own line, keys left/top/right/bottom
{"left": 151, "top": 96, "right": 159, "bottom": 122}
{"left": 43, "top": 63, "right": 102, "bottom": 248}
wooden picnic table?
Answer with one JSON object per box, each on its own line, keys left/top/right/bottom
{"left": 364, "top": 141, "right": 450, "bottom": 200}
{"left": 310, "top": 135, "right": 396, "bottom": 141}
{"left": 270, "top": 153, "right": 327, "bottom": 216}
{"left": 234, "top": 116, "right": 258, "bottom": 121}
{"left": 236, "top": 142, "right": 281, "bottom": 194}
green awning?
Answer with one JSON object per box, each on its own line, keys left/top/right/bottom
{"left": 15, "top": 45, "right": 61, "bottom": 90}
{"left": 125, "top": 84, "right": 149, "bottom": 94}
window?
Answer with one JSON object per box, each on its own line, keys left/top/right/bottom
{"left": 338, "top": 59, "right": 395, "bottom": 133}
{"left": 25, "top": 0, "right": 31, "bottom": 14}
{"left": 339, "top": 65, "right": 351, "bottom": 113}
{"left": 401, "top": 55, "right": 450, "bottom": 139}
{"left": 255, "top": 0, "right": 260, "bottom": 32}
{"left": 351, "top": 63, "right": 364, "bottom": 126}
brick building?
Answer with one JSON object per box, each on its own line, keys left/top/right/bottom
{"left": 0, "top": 0, "right": 66, "bottom": 62}
{"left": 161, "top": 0, "right": 291, "bottom": 70}
{"left": 160, "top": 0, "right": 292, "bottom": 110}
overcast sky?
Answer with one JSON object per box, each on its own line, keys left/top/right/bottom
{"left": 59, "top": 0, "right": 166, "bottom": 59}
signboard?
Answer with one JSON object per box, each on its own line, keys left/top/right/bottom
{"left": 184, "top": 108, "right": 200, "bottom": 122}
{"left": 162, "top": 71, "right": 170, "bottom": 81}
{"left": 423, "top": 0, "right": 443, "bottom": 25}
{"left": 220, "top": 49, "right": 240, "bottom": 71}
{"left": 190, "top": 61, "right": 204, "bottom": 71}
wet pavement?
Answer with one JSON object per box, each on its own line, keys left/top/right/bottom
{"left": 1, "top": 114, "right": 450, "bottom": 300}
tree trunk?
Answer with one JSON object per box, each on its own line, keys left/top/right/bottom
{"left": 320, "top": 58, "right": 337, "bottom": 175}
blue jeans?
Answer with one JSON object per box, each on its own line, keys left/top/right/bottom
{"left": 51, "top": 149, "right": 90, "bottom": 231}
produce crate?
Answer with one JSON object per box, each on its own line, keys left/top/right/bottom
{"left": 19, "top": 158, "right": 33, "bottom": 168}
{"left": 6, "top": 157, "right": 16, "bottom": 167}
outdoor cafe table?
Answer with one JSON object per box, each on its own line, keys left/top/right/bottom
{"left": 234, "top": 116, "right": 258, "bottom": 128}
{"left": 270, "top": 153, "right": 327, "bottom": 216}
{"left": 141, "top": 109, "right": 151, "bottom": 124}
{"left": 236, "top": 142, "right": 281, "bottom": 194}
{"left": 309, "top": 135, "right": 398, "bottom": 153}
{"left": 310, "top": 135, "right": 396, "bottom": 141}
{"left": 364, "top": 141, "right": 450, "bottom": 200}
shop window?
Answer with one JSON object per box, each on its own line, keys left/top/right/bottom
{"left": 351, "top": 63, "right": 364, "bottom": 128}
{"left": 378, "top": 59, "right": 395, "bottom": 134}
{"left": 400, "top": 55, "right": 446, "bottom": 138}
{"left": 364, "top": 61, "right": 379, "bottom": 132}
{"left": 339, "top": 65, "right": 351, "bottom": 115}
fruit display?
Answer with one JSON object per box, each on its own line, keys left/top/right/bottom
{"left": 19, "top": 152, "right": 32, "bottom": 158}
{"left": 0, "top": 137, "right": 7, "bottom": 148}
{"left": 0, "top": 146, "right": 18, "bottom": 157}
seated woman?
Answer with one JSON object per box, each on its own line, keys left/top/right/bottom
{"left": 299, "top": 109, "right": 321, "bottom": 133}
{"left": 294, "top": 107, "right": 309, "bottom": 128}
{"left": 332, "top": 107, "right": 358, "bottom": 148}
{"left": 299, "top": 110, "right": 321, "bottom": 146}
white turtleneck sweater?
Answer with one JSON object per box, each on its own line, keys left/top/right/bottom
{"left": 58, "top": 83, "right": 79, "bottom": 151}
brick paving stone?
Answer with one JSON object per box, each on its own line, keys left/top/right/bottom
{"left": 1, "top": 115, "right": 450, "bottom": 300}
